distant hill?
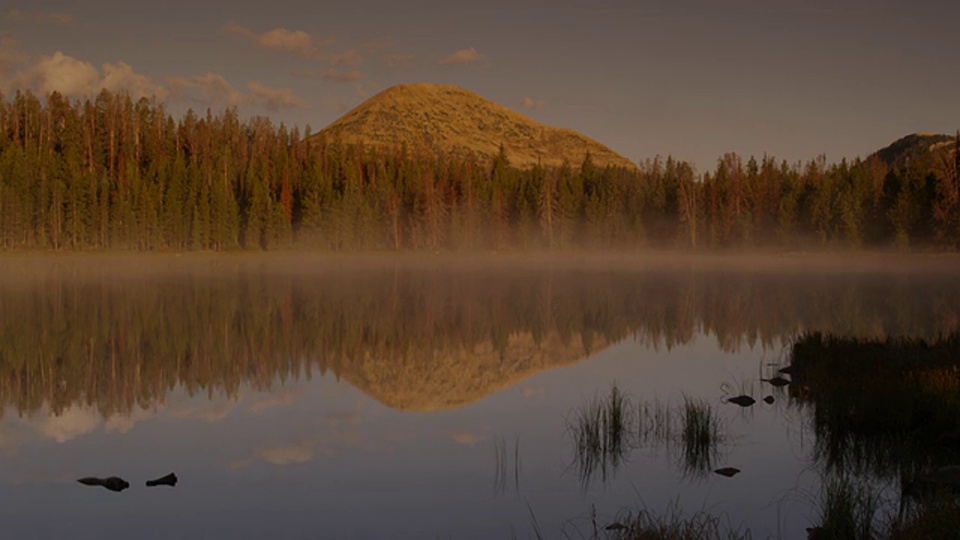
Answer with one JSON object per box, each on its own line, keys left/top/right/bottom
{"left": 314, "top": 83, "right": 636, "bottom": 169}
{"left": 872, "top": 132, "right": 955, "bottom": 168}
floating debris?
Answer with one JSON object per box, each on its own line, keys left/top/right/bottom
{"left": 714, "top": 467, "right": 741, "bottom": 477}
{"left": 77, "top": 476, "right": 129, "bottom": 492}
{"left": 761, "top": 376, "right": 791, "bottom": 387}
{"left": 146, "top": 473, "right": 178, "bottom": 487}
{"left": 763, "top": 396, "right": 775, "bottom": 404}
{"left": 726, "top": 395, "right": 756, "bottom": 407}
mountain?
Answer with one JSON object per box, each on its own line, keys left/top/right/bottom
{"left": 335, "top": 330, "right": 608, "bottom": 412}
{"left": 872, "top": 132, "right": 955, "bottom": 167}
{"left": 315, "top": 83, "right": 636, "bottom": 169}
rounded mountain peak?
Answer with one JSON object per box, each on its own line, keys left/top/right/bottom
{"left": 316, "top": 83, "right": 635, "bottom": 169}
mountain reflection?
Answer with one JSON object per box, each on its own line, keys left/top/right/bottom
{"left": 1, "top": 255, "right": 959, "bottom": 417}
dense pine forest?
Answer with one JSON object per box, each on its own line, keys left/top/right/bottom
{"left": 0, "top": 89, "right": 958, "bottom": 251}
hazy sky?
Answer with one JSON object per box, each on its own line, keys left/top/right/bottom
{"left": 1, "top": 0, "right": 957, "bottom": 171}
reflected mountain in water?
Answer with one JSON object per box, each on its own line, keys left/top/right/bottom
{"left": 338, "top": 330, "right": 607, "bottom": 411}
{"left": 2, "top": 255, "right": 960, "bottom": 417}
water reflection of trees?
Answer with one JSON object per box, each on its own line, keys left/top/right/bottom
{"left": 2, "top": 261, "right": 960, "bottom": 415}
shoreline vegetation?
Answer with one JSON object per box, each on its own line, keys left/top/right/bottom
{"left": 562, "top": 333, "right": 960, "bottom": 539}
{"left": 1, "top": 90, "right": 958, "bottom": 252}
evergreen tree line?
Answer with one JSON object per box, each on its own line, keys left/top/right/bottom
{"left": 1, "top": 89, "right": 958, "bottom": 251}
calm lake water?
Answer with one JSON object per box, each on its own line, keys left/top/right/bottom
{"left": 1, "top": 254, "right": 958, "bottom": 539}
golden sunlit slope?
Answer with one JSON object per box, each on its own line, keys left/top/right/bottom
{"left": 336, "top": 330, "right": 609, "bottom": 412}
{"left": 872, "top": 132, "right": 955, "bottom": 167}
{"left": 315, "top": 83, "right": 636, "bottom": 169}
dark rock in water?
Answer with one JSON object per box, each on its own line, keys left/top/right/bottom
{"left": 763, "top": 396, "right": 775, "bottom": 404}
{"left": 146, "top": 473, "right": 178, "bottom": 487}
{"left": 761, "top": 376, "right": 790, "bottom": 387}
{"left": 727, "top": 395, "right": 756, "bottom": 407}
{"left": 77, "top": 476, "right": 129, "bottom": 492}
{"left": 714, "top": 467, "right": 741, "bottom": 477}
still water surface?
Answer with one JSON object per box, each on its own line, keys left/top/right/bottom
{"left": 0, "top": 254, "right": 957, "bottom": 539}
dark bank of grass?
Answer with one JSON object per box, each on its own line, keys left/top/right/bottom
{"left": 789, "top": 332, "right": 960, "bottom": 477}
{"left": 887, "top": 501, "right": 960, "bottom": 539}
{"left": 547, "top": 485, "right": 958, "bottom": 540}
{"left": 809, "top": 476, "right": 881, "bottom": 540}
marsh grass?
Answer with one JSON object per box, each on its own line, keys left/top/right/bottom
{"left": 570, "top": 387, "right": 729, "bottom": 486}
{"left": 594, "top": 500, "right": 749, "bottom": 540}
{"left": 680, "top": 397, "right": 724, "bottom": 478}
{"left": 637, "top": 398, "right": 674, "bottom": 445}
{"left": 811, "top": 476, "right": 881, "bottom": 540}
{"left": 570, "top": 385, "right": 635, "bottom": 486}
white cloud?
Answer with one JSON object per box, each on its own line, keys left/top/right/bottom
{"left": 103, "top": 405, "right": 157, "bottom": 434}
{"left": 447, "top": 430, "right": 485, "bottom": 447}
{"left": 168, "top": 71, "right": 246, "bottom": 107}
{"left": 37, "top": 406, "right": 101, "bottom": 444}
{"left": 224, "top": 22, "right": 331, "bottom": 59}
{"left": 518, "top": 97, "right": 546, "bottom": 110}
{"left": 260, "top": 441, "right": 315, "bottom": 465}
{"left": 247, "top": 80, "right": 306, "bottom": 111}
{"left": 330, "top": 48, "right": 362, "bottom": 66}
{"left": 7, "top": 50, "right": 164, "bottom": 99}
{"left": 12, "top": 51, "right": 99, "bottom": 96}
{"left": 439, "top": 47, "right": 488, "bottom": 66}
{"left": 382, "top": 53, "right": 415, "bottom": 69}
{"left": 102, "top": 61, "right": 168, "bottom": 99}
{"left": 167, "top": 396, "right": 235, "bottom": 422}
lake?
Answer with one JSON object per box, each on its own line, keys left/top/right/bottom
{"left": 1, "top": 253, "right": 958, "bottom": 539}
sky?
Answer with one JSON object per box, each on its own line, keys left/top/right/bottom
{"left": 0, "top": 0, "right": 958, "bottom": 172}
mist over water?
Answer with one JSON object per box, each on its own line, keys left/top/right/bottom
{"left": 1, "top": 253, "right": 958, "bottom": 539}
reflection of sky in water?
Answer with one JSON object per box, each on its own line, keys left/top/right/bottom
{"left": 0, "top": 333, "right": 823, "bottom": 539}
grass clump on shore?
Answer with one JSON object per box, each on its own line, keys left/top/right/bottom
{"left": 808, "top": 476, "right": 881, "bottom": 540}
